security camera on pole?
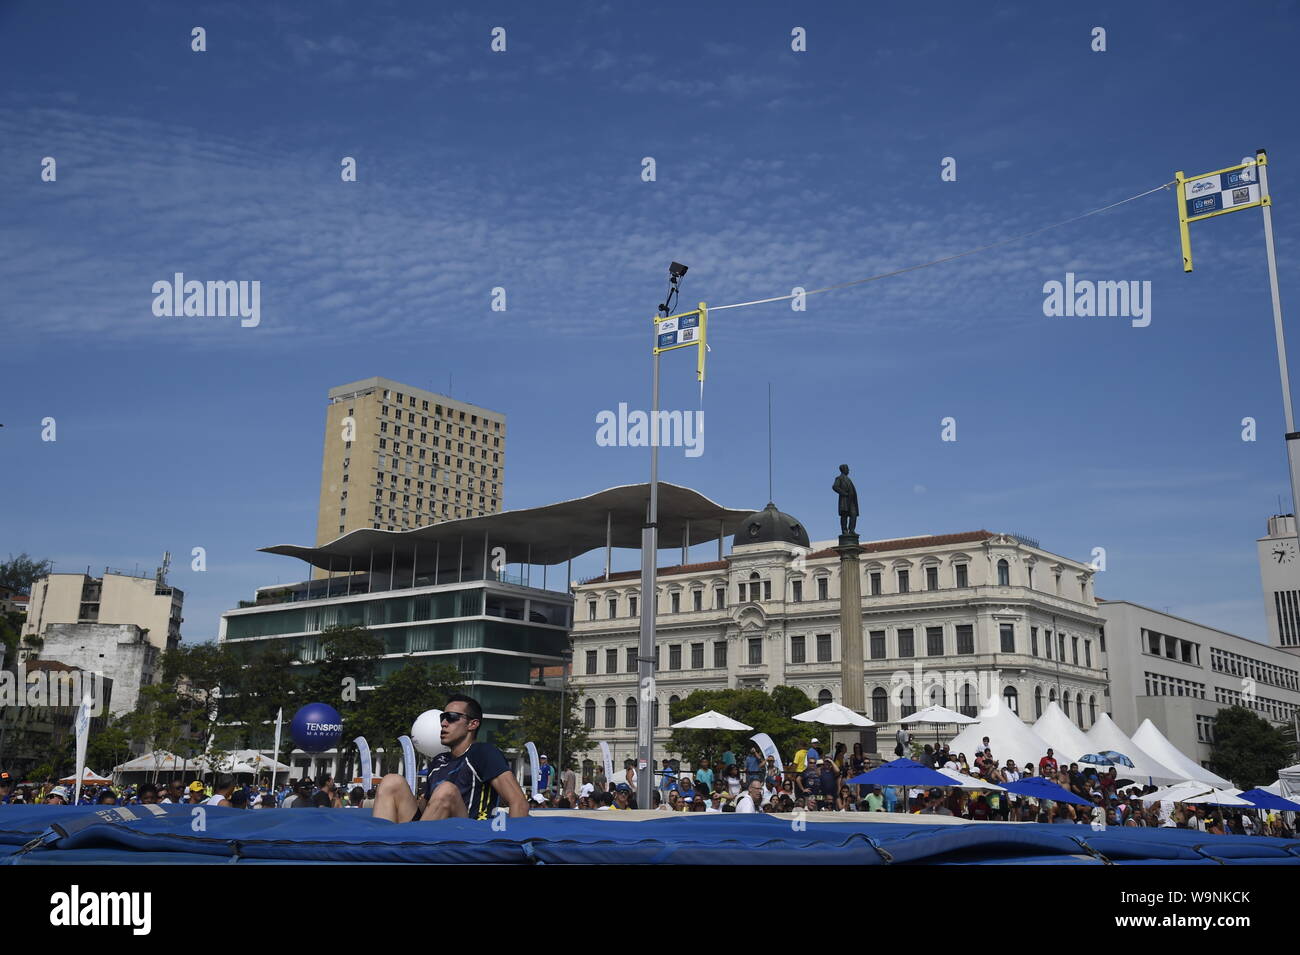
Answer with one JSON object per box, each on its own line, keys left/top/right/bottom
{"left": 638, "top": 262, "right": 708, "bottom": 808}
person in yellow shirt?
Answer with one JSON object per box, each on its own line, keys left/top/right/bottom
{"left": 793, "top": 748, "right": 808, "bottom": 774}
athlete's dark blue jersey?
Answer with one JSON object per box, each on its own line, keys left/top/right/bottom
{"left": 423, "top": 742, "right": 510, "bottom": 820}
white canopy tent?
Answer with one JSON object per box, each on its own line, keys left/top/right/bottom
{"left": 949, "top": 697, "right": 1053, "bottom": 765}
{"left": 1031, "top": 701, "right": 1094, "bottom": 764}
{"left": 1137, "top": 781, "right": 1212, "bottom": 805}
{"left": 1083, "top": 713, "right": 1184, "bottom": 785}
{"left": 936, "top": 767, "right": 1006, "bottom": 791}
{"left": 1274, "top": 763, "right": 1300, "bottom": 798}
{"left": 112, "top": 752, "right": 211, "bottom": 777}
{"left": 1131, "top": 719, "right": 1232, "bottom": 788}
{"left": 1182, "top": 788, "right": 1250, "bottom": 806}
{"left": 60, "top": 767, "right": 112, "bottom": 786}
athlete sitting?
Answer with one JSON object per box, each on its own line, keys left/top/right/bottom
{"left": 372, "top": 694, "right": 529, "bottom": 822}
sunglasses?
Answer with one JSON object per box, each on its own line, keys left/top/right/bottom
{"left": 440, "top": 712, "right": 473, "bottom": 724}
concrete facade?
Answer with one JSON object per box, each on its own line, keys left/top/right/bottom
{"left": 1257, "top": 513, "right": 1300, "bottom": 657}
{"left": 571, "top": 520, "right": 1108, "bottom": 766}
{"left": 23, "top": 572, "right": 182, "bottom": 653}
{"left": 314, "top": 377, "right": 507, "bottom": 557}
{"left": 38, "top": 623, "right": 160, "bottom": 718}
{"left": 1097, "top": 599, "right": 1300, "bottom": 766}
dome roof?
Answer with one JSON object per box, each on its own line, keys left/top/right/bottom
{"left": 732, "top": 502, "right": 810, "bottom": 549}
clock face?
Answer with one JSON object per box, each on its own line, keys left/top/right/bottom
{"left": 1272, "top": 540, "right": 1298, "bottom": 564}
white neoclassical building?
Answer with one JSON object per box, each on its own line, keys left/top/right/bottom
{"left": 570, "top": 503, "right": 1109, "bottom": 765}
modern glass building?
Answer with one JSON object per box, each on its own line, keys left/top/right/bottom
{"left": 219, "top": 483, "right": 749, "bottom": 778}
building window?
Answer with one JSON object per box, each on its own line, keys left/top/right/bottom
{"left": 997, "top": 559, "right": 1010, "bottom": 586}
{"left": 1196, "top": 714, "right": 1215, "bottom": 743}
{"left": 869, "top": 630, "right": 886, "bottom": 659}
{"left": 817, "top": 577, "right": 829, "bottom": 601}
{"left": 816, "top": 633, "right": 832, "bottom": 662}
{"left": 715, "top": 587, "right": 725, "bottom": 610}
{"left": 584, "top": 699, "right": 596, "bottom": 729}
{"left": 1062, "top": 694, "right": 1070, "bottom": 719}
{"left": 608, "top": 598, "right": 617, "bottom": 619}
{"left": 670, "top": 592, "right": 680, "bottom": 613}
{"left": 926, "top": 626, "right": 944, "bottom": 656}
{"left": 791, "top": 635, "right": 806, "bottom": 664}
{"left": 791, "top": 579, "right": 803, "bottom": 602}
{"left": 1084, "top": 640, "right": 1092, "bottom": 668}
{"left": 871, "top": 688, "right": 889, "bottom": 723}
{"left": 588, "top": 600, "right": 597, "bottom": 621}
{"left": 1089, "top": 696, "right": 1097, "bottom": 724}
{"left": 1003, "top": 686, "right": 1019, "bottom": 715}
{"left": 1030, "top": 627, "right": 1038, "bottom": 656}
{"left": 926, "top": 566, "right": 939, "bottom": 591}
{"left": 763, "top": 580, "right": 771, "bottom": 601}
{"left": 669, "top": 645, "right": 682, "bottom": 670}
{"left": 690, "top": 590, "right": 701, "bottom": 612}
{"left": 1034, "top": 686, "right": 1043, "bottom": 718}
{"left": 629, "top": 596, "right": 637, "bottom": 617}
{"left": 625, "top": 698, "right": 638, "bottom": 728}
{"left": 1071, "top": 637, "right": 1079, "bottom": 665}
{"left": 1044, "top": 630, "right": 1053, "bottom": 660}
{"left": 1058, "top": 633, "right": 1066, "bottom": 660}
{"left": 606, "top": 649, "right": 617, "bottom": 674}
{"left": 898, "top": 628, "right": 914, "bottom": 658}
{"left": 900, "top": 686, "right": 916, "bottom": 718}
{"left": 749, "top": 574, "right": 761, "bottom": 602}
{"left": 586, "top": 650, "right": 597, "bottom": 674}
{"left": 869, "top": 571, "right": 882, "bottom": 596}
{"left": 956, "top": 624, "right": 974, "bottom": 655}
{"left": 1000, "top": 624, "right": 1015, "bottom": 653}
{"left": 737, "top": 584, "right": 745, "bottom": 604}
{"left": 626, "top": 647, "right": 636, "bottom": 673}
{"left": 955, "top": 564, "right": 968, "bottom": 588}
{"left": 897, "top": 569, "right": 910, "bottom": 594}
{"left": 691, "top": 643, "right": 704, "bottom": 669}
{"left": 605, "top": 698, "right": 616, "bottom": 729}
{"left": 748, "top": 637, "right": 762, "bottom": 665}
{"left": 818, "top": 689, "right": 833, "bottom": 706}
{"left": 714, "top": 641, "right": 727, "bottom": 668}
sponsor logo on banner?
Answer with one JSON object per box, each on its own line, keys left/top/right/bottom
{"left": 1188, "top": 177, "right": 1219, "bottom": 196}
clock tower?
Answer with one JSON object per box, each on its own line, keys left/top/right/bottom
{"left": 1259, "top": 514, "right": 1300, "bottom": 656}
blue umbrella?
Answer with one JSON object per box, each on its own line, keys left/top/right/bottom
{"left": 846, "top": 758, "right": 955, "bottom": 788}
{"left": 1077, "top": 751, "right": 1135, "bottom": 768}
{"left": 1000, "top": 775, "right": 1093, "bottom": 807}
{"left": 1238, "top": 788, "right": 1300, "bottom": 811}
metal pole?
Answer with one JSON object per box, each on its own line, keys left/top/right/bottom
{"left": 558, "top": 652, "right": 570, "bottom": 785}
{"left": 482, "top": 530, "right": 489, "bottom": 580}
{"left": 459, "top": 537, "right": 464, "bottom": 583}
{"left": 390, "top": 544, "right": 396, "bottom": 591}
{"left": 1257, "top": 150, "right": 1300, "bottom": 548}
{"left": 719, "top": 519, "right": 724, "bottom": 562}
{"left": 637, "top": 350, "right": 661, "bottom": 808}
{"left": 605, "top": 511, "right": 612, "bottom": 581}
{"left": 412, "top": 543, "right": 418, "bottom": 588}
{"left": 367, "top": 548, "right": 374, "bottom": 593}
{"left": 326, "top": 560, "right": 333, "bottom": 598}
{"left": 435, "top": 541, "right": 440, "bottom": 586}
{"left": 347, "top": 555, "right": 353, "bottom": 596}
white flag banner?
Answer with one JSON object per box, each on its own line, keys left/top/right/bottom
{"left": 598, "top": 741, "right": 615, "bottom": 790}
{"left": 524, "top": 741, "right": 541, "bottom": 795}
{"left": 73, "top": 693, "right": 93, "bottom": 804}
{"left": 398, "top": 735, "right": 418, "bottom": 795}
{"left": 354, "top": 736, "right": 372, "bottom": 793}
{"left": 270, "top": 707, "right": 284, "bottom": 794}
{"left": 750, "top": 733, "right": 784, "bottom": 775}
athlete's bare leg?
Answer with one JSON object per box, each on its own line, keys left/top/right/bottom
{"left": 371, "top": 773, "right": 419, "bottom": 823}
{"left": 421, "top": 780, "right": 469, "bottom": 820}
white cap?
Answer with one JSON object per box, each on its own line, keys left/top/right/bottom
{"left": 539, "top": 754, "right": 549, "bottom": 759}
{"left": 811, "top": 738, "right": 820, "bottom": 743}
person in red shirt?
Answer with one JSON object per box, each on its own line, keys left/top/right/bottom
{"left": 1038, "top": 748, "right": 1058, "bottom": 774}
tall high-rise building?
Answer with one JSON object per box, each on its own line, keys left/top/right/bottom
{"left": 315, "top": 377, "right": 507, "bottom": 549}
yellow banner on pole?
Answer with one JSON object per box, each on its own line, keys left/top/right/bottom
{"left": 653, "top": 302, "right": 708, "bottom": 385}
{"left": 1175, "top": 155, "right": 1271, "bottom": 272}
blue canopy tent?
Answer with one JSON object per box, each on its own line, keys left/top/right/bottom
{"left": 1000, "top": 776, "right": 1093, "bottom": 808}
{"left": 846, "top": 758, "right": 955, "bottom": 812}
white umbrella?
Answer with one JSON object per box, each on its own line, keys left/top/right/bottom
{"left": 1137, "top": 781, "right": 1212, "bottom": 805}
{"left": 670, "top": 710, "right": 753, "bottom": 731}
{"left": 1182, "top": 788, "right": 1251, "bottom": 807}
{"left": 793, "top": 702, "right": 875, "bottom": 727}
{"left": 936, "top": 767, "right": 1005, "bottom": 791}
{"left": 901, "top": 705, "right": 980, "bottom": 726}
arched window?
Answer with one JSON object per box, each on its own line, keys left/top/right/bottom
{"left": 871, "top": 687, "right": 888, "bottom": 723}
{"left": 1049, "top": 687, "right": 1058, "bottom": 705}
{"left": 997, "top": 559, "right": 1010, "bottom": 586}
{"left": 1089, "top": 695, "right": 1097, "bottom": 725}
{"left": 668, "top": 694, "right": 680, "bottom": 724}
{"left": 625, "top": 697, "right": 638, "bottom": 728}
{"left": 1034, "top": 686, "right": 1043, "bottom": 718}
{"left": 1075, "top": 693, "right": 1085, "bottom": 727}
{"left": 901, "top": 686, "right": 916, "bottom": 718}
{"left": 1062, "top": 693, "right": 1070, "bottom": 719}
{"left": 818, "top": 689, "right": 833, "bottom": 706}
{"left": 584, "top": 699, "right": 596, "bottom": 729}
{"left": 604, "top": 698, "right": 616, "bottom": 728}
{"left": 1003, "top": 686, "right": 1019, "bottom": 715}
{"left": 749, "top": 571, "right": 761, "bottom": 602}
{"left": 581, "top": 758, "right": 593, "bottom": 783}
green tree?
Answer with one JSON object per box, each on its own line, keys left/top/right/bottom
{"left": 222, "top": 642, "right": 302, "bottom": 748}
{"left": 350, "top": 662, "right": 462, "bottom": 760}
{"left": 86, "top": 717, "right": 133, "bottom": 775}
{"left": 666, "top": 687, "right": 827, "bottom": 767}
{"left": 0, "top": 553, "right": 53, "bottom": 594}
{"left": 495, "top": 688, "right": 591, "bottom": 771}
{"left": 160, "top": 643, "right": 239, "bottom": 753}
{"left": 1, "top": 609, "right": 23, "bottom": 662}
{"left": 1208, "top": 705, "right": 1296, "bottom": 790}
{"left": 295, "top": 625, "right": 385, "bottom": 716}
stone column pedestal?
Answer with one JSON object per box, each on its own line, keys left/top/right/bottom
{"left": 836, "top": 533, "right": 865, "bottom": 713}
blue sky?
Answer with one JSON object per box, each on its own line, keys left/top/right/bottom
{"left": 3, "top": 0, "right": 1299, "bottom": 642}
